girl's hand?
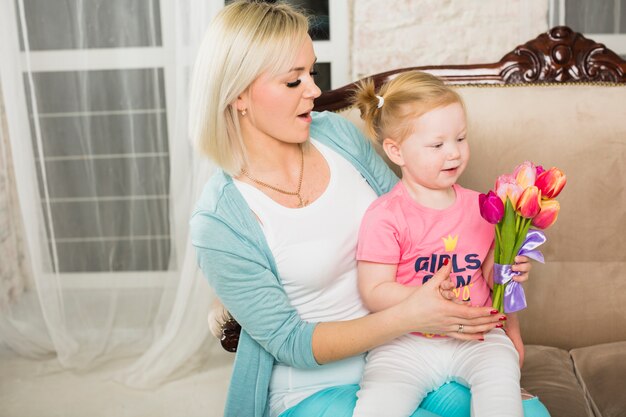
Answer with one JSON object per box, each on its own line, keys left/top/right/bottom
{"left": 511, "top": 255, "right": 532, "bottom": 283}
{"left": 439, "top": 276, "right": 457, "bottom": 301}
{"left": 400, "top": 260, "right": 504, "bottom": 341}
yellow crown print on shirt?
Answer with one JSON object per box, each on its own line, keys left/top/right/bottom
{"left": 442, "top": 234, "right": 459, "bottom": 252}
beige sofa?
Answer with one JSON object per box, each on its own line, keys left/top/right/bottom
{"left": 217, "top": 27, "right": 626, "bottom": 417}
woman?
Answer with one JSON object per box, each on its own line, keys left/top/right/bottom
{"left": 188, "top": 2, "right": 545, "bottom": 417}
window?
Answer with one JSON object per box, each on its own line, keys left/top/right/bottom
{"left": 24, "top": 68, "right": 170, "bottom": 272}
{"left": 5, "top": 0, "right": 178, "bottom": 281}
{"left": 550, "top": 0, "right": 626, "bottom": 59}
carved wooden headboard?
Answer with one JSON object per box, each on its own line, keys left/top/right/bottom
{"left": 313, "top": 26, "right": 626, "bottom": 113}
{"left": 222, "top": 26, "right": 626, "bottom": 351}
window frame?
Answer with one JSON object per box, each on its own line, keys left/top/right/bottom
{"left": 551, "top": 0, "right": 626, "bottom": 58}
{"left": 314, "top": 0, "right": 350, "bottom": 89}
{"left": 0, "top": 0, "right": 184, "bottom": 287}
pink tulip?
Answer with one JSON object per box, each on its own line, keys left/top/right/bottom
{"left": 532, "top": 199, "right": 560, "bottom": 229}
{"left": 495, "top": 174, "right": 523, "bottom": 206}
{"left": 479, "top": 191, "right": 505, "bottom": 224}
{"left": 535, "top": 167, "right": 566, "bottom": 199}
{"left": 515, "top": 186, "right": 541, "bottom": 218}
{"left": 513, "top": 161, "right": 537, "bottom": 189}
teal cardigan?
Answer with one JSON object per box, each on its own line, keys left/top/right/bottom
{"left": 190, "top": 111, "right": 398, "bottom": 417}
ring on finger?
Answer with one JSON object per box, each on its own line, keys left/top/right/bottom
{"left": 457, "top": 324, "right": 464, "bottom": 333}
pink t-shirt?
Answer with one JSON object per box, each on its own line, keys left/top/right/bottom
{"left": 357, "top": 182, "right": 494, "bottom": 312}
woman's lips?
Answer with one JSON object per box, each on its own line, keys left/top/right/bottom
{"left": 297, "top": 112, "right": 312, "bottom": 123}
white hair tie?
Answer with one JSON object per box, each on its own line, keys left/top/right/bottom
{"left": 375, "top": 94, "right": 384, "bottom": 109}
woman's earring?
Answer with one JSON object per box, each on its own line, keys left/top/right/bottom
{"left": 240, "top": 109, "right": 247, "bottom": 116}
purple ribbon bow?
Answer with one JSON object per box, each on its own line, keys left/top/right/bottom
{"left": 493, "top": 229, "right": 546, "bottom": 313}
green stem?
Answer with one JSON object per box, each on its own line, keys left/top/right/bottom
{"left": 511, "top": 217, "right": 532, "bottom": 261}
{"left": 492, "top": 283, "right": 504, "bottom": 313}
{"left": 494, "top": 223, "right": 502, "bottom": 261}
{"left": 500, "top": 199, "right": 517, "bottom": 264}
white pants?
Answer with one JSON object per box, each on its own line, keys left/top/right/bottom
{"left": 353, "top": 329, "right": 522, "bottom": 417}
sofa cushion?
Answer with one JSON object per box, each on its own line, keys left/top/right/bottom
{"left": 570, "top": 341, "right": 626, "bottom": 417}
{"left": 521, "top": 345, "right": 592, "bottom": 417}
{"left": 451, "top": 85, "right": 626, "bottom": 351}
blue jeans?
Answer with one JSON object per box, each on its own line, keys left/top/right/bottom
{"left": 278, "top": 382, "right": 550, "bottom": 417}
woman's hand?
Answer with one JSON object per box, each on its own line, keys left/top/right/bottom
{"left": 511, "top": 255, "right": 532, "bottom": 283}
{"left": 399, "top": 260, "right": 504, "bottom": 341}
{"left": 313, "top": 260, "right": 504, "bottom": 364}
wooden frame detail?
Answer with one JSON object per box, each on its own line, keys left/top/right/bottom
{"left": 313, "top": 26, "right": 626, "bottom": 112}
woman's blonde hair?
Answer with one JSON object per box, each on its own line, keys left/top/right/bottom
{"left": 188, "top": 1, "right": 310, "bottom": 175}
{"left": 353, "top": 71, "right": 464, "bottom": 146}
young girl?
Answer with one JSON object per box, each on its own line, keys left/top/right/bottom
{"left": 352, "top": 71, "right": 534, "bottom": 417}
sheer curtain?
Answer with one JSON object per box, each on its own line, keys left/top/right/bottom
{"left": 0, "top": 0, "right": 224, "bottom": 387}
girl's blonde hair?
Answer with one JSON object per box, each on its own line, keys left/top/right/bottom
{"left": 188, "top": 1, "right": 310, "bottom": 175}
{"left": 353, "top": 71, "right": 464, "bottom": 146}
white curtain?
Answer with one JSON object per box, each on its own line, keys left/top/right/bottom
{"left": 0, "top": 0, "right": 224, "bottom": 388}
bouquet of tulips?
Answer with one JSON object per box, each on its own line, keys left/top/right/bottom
{"left": 478, "top": 161, "right": 566, "bottom": 314}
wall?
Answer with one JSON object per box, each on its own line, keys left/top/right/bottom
{"left": 351, "top": 0, "right": 550, "bottom": 79}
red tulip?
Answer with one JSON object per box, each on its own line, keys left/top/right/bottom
{"left": 495, "top": 174, "right": 523, "bottom": 206}
{"left": 513, "top": 161, "right": 537, "bottom": 189}
{"left": 535, "top": 167, "right": 566, "bottom": 199}
{"left": 532, "top": 199, "right": 560, "bottom": 229}
{"left": 515, "top": 186, "right": 541, "bottom": 218}
{"left": 479, "top": 191, "right": 505, "bottom": 224}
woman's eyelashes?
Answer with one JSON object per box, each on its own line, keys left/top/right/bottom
{"left": 286, "top": 70, "right": 318, "bottom": 88}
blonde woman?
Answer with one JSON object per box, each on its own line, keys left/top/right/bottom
{"left": 189, "top": 2, "right": 541, "bottom": 416}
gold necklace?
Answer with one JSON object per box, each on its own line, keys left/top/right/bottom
{"left": 241, "top": 145, "right": 307, "bottom": 208}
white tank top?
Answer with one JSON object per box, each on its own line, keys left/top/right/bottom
{"left": 234, "top": 139, "right": 378, "bottom": 416}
